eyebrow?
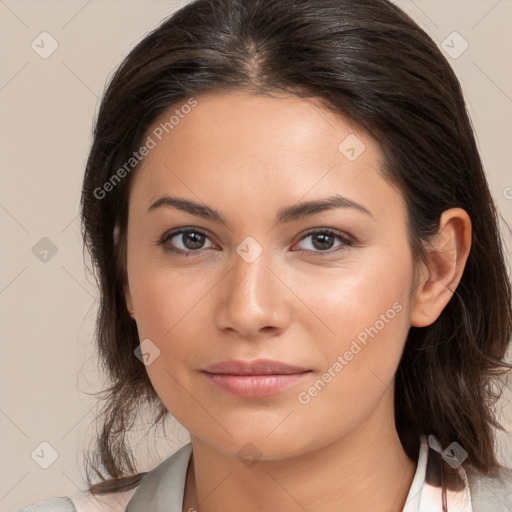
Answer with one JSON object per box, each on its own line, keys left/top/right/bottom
{"left": 147, "top": 194, "right": 373, "bottom": 224}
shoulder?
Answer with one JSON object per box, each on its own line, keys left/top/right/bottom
{"left": 14, "top": 497, "right": 77, "bottom": 512}
{"left": 14, "top": 487, "right": 137, "bottom": 512}
{"left": 465, "top": 464, "right": 512, "bottom": 511}
{"left": 12, "top": 444, "right": 192, "bottom": 512}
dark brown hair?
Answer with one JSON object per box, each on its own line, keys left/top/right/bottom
{"left": 80, "top": 0, "right": 512, "bottom": 494}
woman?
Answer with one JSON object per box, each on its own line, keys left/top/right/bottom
{"left": 17, "top": 0, "right": 512, "bottom": 510}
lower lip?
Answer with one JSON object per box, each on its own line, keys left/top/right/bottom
{"left": 203, "top": 372, "right": 311, "bottom": 398}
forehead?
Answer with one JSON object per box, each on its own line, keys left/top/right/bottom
{"left": 128, "top": 91, "right": 404, "bottom": 225}
{"left": 141, "top": 90, "right": 373, "bottom": 166}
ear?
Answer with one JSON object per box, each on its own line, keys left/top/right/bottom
{"left": 114, "top": 223, "right": 135, "bottom": 319}
{"left": 410, "top": 208, "right": 472, "bottom": 327}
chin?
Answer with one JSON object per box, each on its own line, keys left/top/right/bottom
{"left": 192, "top": 425, "right": 317, "bottom": 464}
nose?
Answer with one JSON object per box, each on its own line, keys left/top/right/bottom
{"left": 214, "top": 246, "right": 292, "bottom": 340}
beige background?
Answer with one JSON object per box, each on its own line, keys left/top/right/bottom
{"left": 1, "top": 0, "right": 511, "bottom": 510}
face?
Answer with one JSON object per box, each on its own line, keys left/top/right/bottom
{"left": 123, "top": 90, "right": 419, "bottom": 459}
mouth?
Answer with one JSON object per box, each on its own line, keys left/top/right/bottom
{"left": 202, "top": 359, "right": 312, "bottom": 398}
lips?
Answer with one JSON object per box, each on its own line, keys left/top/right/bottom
{"left": 203, "top": 359, "right": 310, "bottom": 375}
{"left": 202, "top": 359, "right": 311, "bottom": 398}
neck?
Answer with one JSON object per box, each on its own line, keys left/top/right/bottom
{"left": 183, "top": 395, "right": 417, "bottom": 512}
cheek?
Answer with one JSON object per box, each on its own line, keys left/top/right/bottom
{"left": 126, "top": 252, "right": 226, "bottom": 412}
{"left": 127, "top": 265, "right": 208, "bottom": 418}
{"left": 130, "top": 265, "right": 212, "bottom": 352}
{"left": 295, "top": 242, "right": 414, "bottom": 401}
{"left": 126, "top": 228, "right": 212, "bottom": 334}
{"left": 299, "top": 241, "right": 413, "bottom": 349}
{"left": 290, "top": 281, "right": 411, "bottom": 452}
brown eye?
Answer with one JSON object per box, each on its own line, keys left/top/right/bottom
{"left": 294, "top": 229, "right": 352, "bottom": 255}
{"left": 179, "top": 231, "right": 207, "bottom": 250}
{"left": 159, "top": 228, "right": 215, "bottom": 254}
{"left": 311, "top": 232, "right": 336, "bottom": 250}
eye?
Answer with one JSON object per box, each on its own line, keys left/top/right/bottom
{"left": 293, "top": 229, "right": 353, "bottom": 255}
{"left": 156, "top": 227, "right": 353, "bottom": 257}
{"left": 157, "top": 228, "right": 216, "bottom": 255}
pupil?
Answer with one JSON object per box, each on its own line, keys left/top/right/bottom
{"left": 184, "top": 232, "right": 204, "bottom": 250}
{"left": 313, "top": 233, "right": 333, "bottom": 250}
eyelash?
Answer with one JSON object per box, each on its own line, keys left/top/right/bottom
{"left": 155, "top": 227, "right": 354, "bottom": 258}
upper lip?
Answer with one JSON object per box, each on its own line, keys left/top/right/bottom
{"left": 202, "top": 359, "right": 310, "bottom": 375}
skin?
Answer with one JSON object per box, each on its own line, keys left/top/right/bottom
{"left": 122, "top": 90, "right": 471, "bottom": 512}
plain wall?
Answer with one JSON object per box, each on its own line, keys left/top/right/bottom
{"left": 1, "top": 0, "right": 511, "bottom": 510}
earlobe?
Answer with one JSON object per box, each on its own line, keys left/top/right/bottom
{"left": 410, "top": 208, "right": 471, "bottom": 327}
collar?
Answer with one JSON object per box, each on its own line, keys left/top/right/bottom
{"left": 405, "top": 435, "right": 473, "bottom": 512}
{"left": 126, "top": 435, "right": 473, "bottom": 512}
{"left": 125, "top": 442, "right": 192, "bottom": 512}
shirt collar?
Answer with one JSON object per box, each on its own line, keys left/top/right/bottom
{"left": 418, "top": 434, "right": 473, "bottom": 512}
{"left": 126, "top": 435, "right": 473, "bottom": 512}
